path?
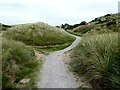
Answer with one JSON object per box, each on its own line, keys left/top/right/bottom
{"left": 37, "top": 36, "right": 81, "bottom": 88}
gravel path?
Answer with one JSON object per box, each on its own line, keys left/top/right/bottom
{"left": 37, "top": 37, "right": 81, "bottom": 88}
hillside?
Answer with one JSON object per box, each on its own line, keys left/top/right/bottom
{"left": 2, "top": 22, "right": 76, "bottom": 88}
{"left": 3, "top": 22, "right": 75, "bottom": 52}
{"left": 66, "top": 13, "right": 118, "bottom": 36}
{"left": 66, "top": 13, "right": 119, "bottom": 89}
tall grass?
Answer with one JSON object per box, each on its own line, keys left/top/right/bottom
{"left": 70, "top": 33, "right": 119, "bottom": 89}
{"left": 2, "top": 38, "right": 42, "bottom": 88}
{"left": 3, "top": 22, "right": 75, "bottom": 46}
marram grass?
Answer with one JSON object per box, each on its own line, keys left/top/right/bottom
{"left": 2, "top": 38, "right": 42, "bottom": 88}
{"left": 70, "top": 32, "right": 120, "bottom": 89}
{"left": 3, "top": 22, "right": 75, "bottom": 46}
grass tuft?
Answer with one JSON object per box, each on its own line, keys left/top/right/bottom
{"left": 70, "top": 33, "right": 120, "bottom": 89}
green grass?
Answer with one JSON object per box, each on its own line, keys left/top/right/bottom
{"left": 69, "top": 32, "right": 120, "bottom": 89}
{"left": 3, "top": 22, "right": 75, "bottom": 47}
{"left": 35, "top": 42, "right": 72, "bottom": 54}
{"left": 2, "top": 38, "right": 42, "bottom": 88}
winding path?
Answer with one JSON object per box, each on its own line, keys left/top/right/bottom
{"left": 37, "top": 36, "right": 81, "bottom": 88}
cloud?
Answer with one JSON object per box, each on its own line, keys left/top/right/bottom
{"left": 0, "top": 0, "right": 119, "bottom": 25}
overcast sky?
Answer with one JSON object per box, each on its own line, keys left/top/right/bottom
{"left": 0, "top": 0, "right": 119, "bottom": 26}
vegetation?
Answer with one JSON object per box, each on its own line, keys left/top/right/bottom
{"left": 0, "top": 33, "right": 2, "bottom": 89}
{"left": 1, "top": 13, "right": 119, "bottom": 90}
{"left": 66, "top": 13, "right": 118, "bottom": 36}
{"left": 2, "top": 22, "right": 76, "bottom": 88}
{"left": 66, "top": 13, "right": 119, "bottom": 90}
{"left": 2, "top": 38, "right": 42, "bottom": 88}
{"left": 69, "top": 33, "right": 119, "bottom": 89}
{"left": 0, "top": 23, "right": 12, "bottom": 32}
{"left": 3, "top": 22, "right": 75, "bottom": 48}
{"left": 35, "top": 43, "right": 72, "bottom": 54}
{"left": 56, "top": 21, "right": 87, "bottom": 30}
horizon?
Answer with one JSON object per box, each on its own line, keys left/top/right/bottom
{"left": 0, "top": 0, "right": 119, "bottom": 26}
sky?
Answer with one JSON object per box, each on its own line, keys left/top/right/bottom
{"left": 0, "top": 0, "right": 119, "bottom": 26}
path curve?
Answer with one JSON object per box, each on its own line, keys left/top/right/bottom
{"left": 37, "top": 36, "right": 81, "bottom": 88}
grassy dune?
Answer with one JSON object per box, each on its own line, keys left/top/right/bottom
{"left": 2, "top": 22, "right": 75, "bottom": 88}
{"left": 3, "top": 22, "right": 75, "bottom": 47}
{"left": 2, "top": 38, "right": 42, "bottom": 88}
{"left": 66, "top": 14, "right": 117, "bottom": 36}
{"left": 69, "top": 33, "right": 120, "bottom": 89}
